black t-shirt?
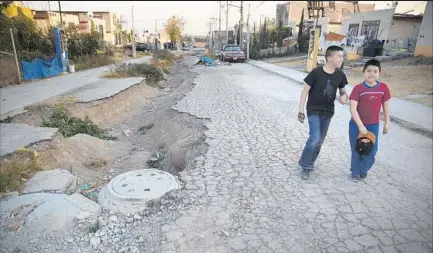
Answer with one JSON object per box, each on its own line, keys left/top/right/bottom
{"left": 304, "top": 66, "right": 348, "bottom": 117}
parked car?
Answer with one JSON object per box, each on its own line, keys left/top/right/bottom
{"left": 221, "top": 44, "right": 245, "bottom": 62}
{"left": 136, "top": 42, "right": 150, "bottom": 52}
{"left": 123, "top": 43, "right": 150, "bottom": 52}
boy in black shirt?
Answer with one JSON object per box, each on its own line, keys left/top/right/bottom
{"left": 297, "top": 45, "right": 349, "bottom": 179}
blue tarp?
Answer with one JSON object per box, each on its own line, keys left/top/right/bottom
{"left": 21, "top": 56, "right": 63, "bottom": 81}
{"left": 198, "top": 56, "right": 215, "bottom": 66}
{"left": 21, "top": 27, "right": 66, "bottom": 81}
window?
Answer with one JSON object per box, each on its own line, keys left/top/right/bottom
{"left": 347, "top": 24, "right": 359, "bottom": 37}
{"left": 361, "top": 20, "right": 380, "bottom": 42}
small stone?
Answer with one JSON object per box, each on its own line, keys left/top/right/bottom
{"left": 126, "top": 217, "right": 134, "bottom": 223}
{"left": 133, "top": 214, "right": 142, "bottom": 221}
{"left": 221, "top": 230, "right": 230, "bottom": 237}
{"left": 109, "top": 215, "right": 118, "bottom": 223}
{"left": 90, "top": 237, "right": 101, "bottom": 248}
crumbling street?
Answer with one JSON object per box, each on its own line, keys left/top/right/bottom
{"left": 163, "top": 63, "right": 433, "bottom": 253}
{"left": 1, "top": 61, "right": 432, "bottom": 253}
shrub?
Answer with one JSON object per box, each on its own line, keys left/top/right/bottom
{"left": 41, "top": 110, "right": 116, "bottom": 140}
{"left": 74, "top": 54, "right": 116, "bottom": 71}
{"left": 157, "top": 50, "right": 175, "bottom": 64}
{"left": 67, "top": 32, "right": 105, "bottom": 59}
{"left": 113, "top": 63, "right": 164, "bottom": 85}
{"left": 0, "top": 13, "right": 55, "bottom": 60}
{"left": 0, "top": 148, "right": 41, "bottom": 193}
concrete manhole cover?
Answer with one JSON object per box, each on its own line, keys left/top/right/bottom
{"left": 98, "top": 169, "right": 180, "bottom": 214}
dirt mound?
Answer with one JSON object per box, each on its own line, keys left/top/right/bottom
{"left": 33, "top": 134, "right": 129, "bottom": 183}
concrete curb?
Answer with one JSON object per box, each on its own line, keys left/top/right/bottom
{"left": 247, "top": 60, "right": 433, "bottom": 137}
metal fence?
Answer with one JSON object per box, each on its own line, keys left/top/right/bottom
{"left": 0, "top": 28, "right": 21, "bottom": 87}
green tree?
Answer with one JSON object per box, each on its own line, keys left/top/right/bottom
{"left": 164, "top": 16, "right": 185, "bottom": 44}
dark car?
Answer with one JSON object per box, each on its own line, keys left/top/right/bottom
{"left": 221, "top": 44, "right": 245, "bottom": 62}
{"left": 136, "top": 42, "right": 149, "bottom": 52}
{"left": 123, "top": 43, "right": 150, "bottom": 52}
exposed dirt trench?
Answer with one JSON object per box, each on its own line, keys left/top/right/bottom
{"left": 2, "top": 56, "right": 207, "bottom": 189}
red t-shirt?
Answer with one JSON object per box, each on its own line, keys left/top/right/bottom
{"left": 349, "top": 82, "right": 391, "bottom": 125}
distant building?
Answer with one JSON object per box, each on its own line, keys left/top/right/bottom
{"left": 59, "top": 11, "right": 124, "bottom": 46}
{"left": 341, "top": 8, "right": 423, "bottom": 55}
{"left": 276, "top": 2, "right": 375, "bottom": 36}
{"left": 415, "top": 1, "right": 432, "bottom": 57}
{"left": 213, "top": 30, "right": 234, "bottom": 49}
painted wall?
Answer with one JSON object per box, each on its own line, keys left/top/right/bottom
{"left": 340, "top": 8, "right": 395, "bottom": 41}
{"left": 415, "top": 1, "right": 433, "bottom": 56}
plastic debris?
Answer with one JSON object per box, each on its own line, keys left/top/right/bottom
{"left": 80, "top": 183, "right": 101, "bottom": 202}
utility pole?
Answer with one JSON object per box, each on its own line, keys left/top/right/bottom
{"left": 131, "top": 6, "right": 136, "bottom": 58}
{"left": 210, "top": 19, "right": 214, "bottom": 49}
{"left": 48, "top": 1, "right": 51, "bottom": 12}
{"left": 219, "top": 1, "right": 222, "bottom": 50}
{"left": 246, "top": 4, "right": 250, "bottom": 60}
{"left": 239, "top": 1, "right": 243, "bottom": 47}
{"left": 58, "top": 1, "right": 62, "bottom": 26}
{"left": 226, "top": 1, "right": 229, "bottom": 44}
{"left": 154, "top": 19, "right": 158, "bottom": 57}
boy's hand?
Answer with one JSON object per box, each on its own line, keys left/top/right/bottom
{"left": 359, "top": 125, "right": 368, "bottom": 135}
{"left": 383, "top": 123, "right": 390, "bottom": 134}
{"left": 298, "top": 112, "right": 305, "bottom": 123}
{"left": 339, "top": 94, "right": 348, "bottom": 105}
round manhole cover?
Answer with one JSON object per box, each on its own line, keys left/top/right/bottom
{"left": 98, "top": 169, "right": 180, "bottom": 214}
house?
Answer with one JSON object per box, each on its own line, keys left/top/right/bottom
{"left": 61, "top": 11, "right": 124, "bottom": 46}
{"left": 414, "top": 1, "right": 432, "bottom": 57}
{"left": 341, "top": 8, "right": 423, "bottom": 55}
{"left": 276, "top": 1, "right": 375, "bottom": 36}
{"left": 33, "top": 11, "right": 81, "bottom": 33}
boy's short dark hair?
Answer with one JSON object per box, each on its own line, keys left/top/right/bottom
{"left": 363, "top": 59, "right": 381, "bottom": 72}
{"left": 325, "top": 45, "right": 343, "bottom": 60}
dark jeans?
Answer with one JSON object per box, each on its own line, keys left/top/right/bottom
{"left": 298, "top": 114, "right": 332, "bottom": 170}
{"left": 349, "top": 120, "right": 379, "bottom": 176}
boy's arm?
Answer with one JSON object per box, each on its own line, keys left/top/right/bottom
{"left": 382, "top": 100, "right": 391, "bottom": 134}
{"left": 383, "top": 100, "right": 391, "bottom": 124}
{"left": 382, "top": 84, "right": 391, "bottom": 134}
{"left": 350, "top": 100, "right": 367, "bottom": 134}
{"left": 299, "top": 83, "right": 311, "bottom": 114}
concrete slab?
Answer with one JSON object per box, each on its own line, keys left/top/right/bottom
{"left": 0, "top": 56, "right": 152, "bottom": 119}
{"left": 0, "top": 192, "right": 101, "bottom": 235}
{"left": 0, "top": 123, "right": 58, "bottom": 157}
{"left": 68, "top": 77, "right": 144, "bottom": 103}
{"left": 66, "top": 193, "right": 102, "bottom": 221}
{"left": 98, "top": 169, "right": 180, "bottom": 215}
{"left": 22, "top": 169, "right": 77, "bottom": 194}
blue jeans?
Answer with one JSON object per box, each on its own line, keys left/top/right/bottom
{"left": 349, "top": 120, "right": 379, "bottom": 177}
{"left": 298, "top": 114, "right": 332, "bottom": 170}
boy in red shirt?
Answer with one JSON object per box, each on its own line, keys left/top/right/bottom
{"left": 349, "top": 59, "right": 391, "bottom": 181}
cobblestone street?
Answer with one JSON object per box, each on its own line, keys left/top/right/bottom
{"left": 167, "top": 63, "right": 433, "bottom": 253}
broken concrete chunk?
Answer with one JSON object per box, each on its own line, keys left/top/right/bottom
{"left": 66, "top": 193, "right": 101, "bottom": 221}
{"left": 22, "top": 169, "right": 77, "bottom": 195}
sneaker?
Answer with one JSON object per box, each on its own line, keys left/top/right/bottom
{"left": 350, "top": 175, "right": 361, "bottom": 182}
{"left": 360, "top": 173, "right": 368, "bottom": 179}
{"left": 301, "top": 169, "right": 311, "bottom": 180}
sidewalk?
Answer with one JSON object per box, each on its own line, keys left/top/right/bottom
{"left": 248, "top": 59, "right": 433, "bottom": 135}
{"left": 0, "top": 56, "right": 152, "bottom": 119}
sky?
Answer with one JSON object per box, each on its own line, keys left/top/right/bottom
{"left": 22, "top": 1, "right": 427, "bottom": 36}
